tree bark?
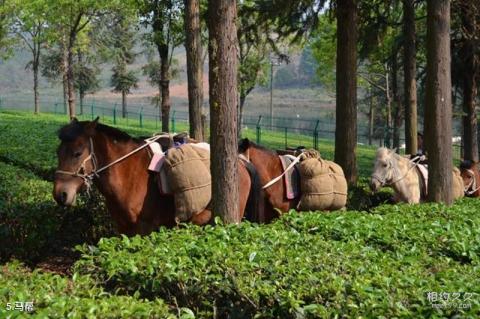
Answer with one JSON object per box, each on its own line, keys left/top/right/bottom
{"left": 392, "top": 53, "right": 403, "bottom": 152}
{"left": 67, "top": 36, "right": 76, "bottom": 119}
{"left": 185, "top": 0, "right": 204, "bottom": 141}
{"left": 33, "top": 44, "right": 40, "bottom": 114}
{"left": 403, "top": 0, "right": 418, "bottom": 154}
{"left": 368, "top": 87, "right": 374, "bottom": 146}
{"left": 158, "top": 44, "right": 170, "bottom": 132}
{"left": 460, "top": 4, "right": 478, "bottom": 162}
{"left": 335, "top": 0, "right": 358, "bottom": 185}
{"left": 424, "top": 0, "right": 453, "bottom": 204}
{"left": 122, "top": 90, "right": 127, "bottom": 119}
{"left": 208, "top": 0, "right": 240, "bottom": 223}
{"left": 385, "top": 69, "right": 392, "bottom": 148}
{"left": 62, "top": 37, "right": 68, "bottom": 115}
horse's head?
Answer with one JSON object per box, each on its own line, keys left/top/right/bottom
{"left": 53, "top": 117, "right": 99, "bottom": 206}
{"left": 460, "top": 160, "right": 478, "bottom": 194}
{"left": 370, "top": 147, "right": 397, "bottom": 192}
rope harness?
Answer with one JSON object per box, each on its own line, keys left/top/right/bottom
{"left": 371, "top": 155, "right": 425, "bottom": 188}
{"left": 463, "top": 168, "right": 480, "bottom": 195}
{"left": 55, "top": 134, "right": 170, "bottom": 193}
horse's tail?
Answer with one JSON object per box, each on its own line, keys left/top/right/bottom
{"left": 242, "top": 159, "right": 263, "bottom": 222}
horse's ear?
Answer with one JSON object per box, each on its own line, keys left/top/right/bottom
{"left": 85, "top": 116, "right": 99, "bottom": 136}
{"left": 239, "top": 138, "right": 250, "bottom": 152}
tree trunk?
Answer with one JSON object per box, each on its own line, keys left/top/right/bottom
{"left": 62, "top": 38, "right": 68, "bottom": 115}
{"left": 158, "top": 44, "right": 170, "bottom": 132}
{"left": 238, "top": 92, "right": 246, "bottom": 138}
{"left": 79, "top": 90, "right": 85, "bottom": 115}
{"left": 208, "top": 0, "right": 240, "bottom": 223}
{"left": 122, "top": 90, "right": 127, "bottom": 119}
{"left": 335, "top": 0, "right": 358, "bottom": 185}
{"left": 424, "top": 0, "right": 453, "bottom": 204}
{"left": 67, "top": 39, "right": 76, "bottom": 119}
{"left": 385, "top": 70, "right": 392, "bottom": 148}
{"left": 368, "top": 87, "right": 374, "bottom": 145}
{"left": 403, "top": 0, "right": 418, "bottom": 155}
{"left": 392, "top": 53, "right": 403, "bottom": 152}
{"left": 185, "top": 0, "right": 204, "bottom": 141}
{"left": 460, "top": 4, "right": 478, "bottom": 162}
{"left": 33, "top": 48, "right": 40, "bottom": 114}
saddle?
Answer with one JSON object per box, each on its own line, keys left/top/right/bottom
{"left": 411, "top": 155, "right": 428, "bottom": 198}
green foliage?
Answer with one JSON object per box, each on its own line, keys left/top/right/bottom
{"left": 75, "top": 201, "right": 480, "bottom": 318}
{"left": 0, "top": 261, "right": 175, "bottom": 318}
{"left": 311, "top": 14, "right": 337, "bottom": 91}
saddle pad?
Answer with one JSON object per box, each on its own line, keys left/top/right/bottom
{"left": 279, "top": 155, "right": 300, "bottom": 200}
{"left": 148, "top": 142, "right": 165, "bottom": 172}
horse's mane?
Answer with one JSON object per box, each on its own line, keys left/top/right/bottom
{"left": 238, "top": 138, "right": 277, "bottom": 156}
{"left": 58, "top": 120, "right": 137, "bottom": 142}
{"left": 460, "top": 160, "right": 476, "bottom": 170}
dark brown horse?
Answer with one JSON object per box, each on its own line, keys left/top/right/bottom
{"left": 238, "top": 138, "right": 298, "bottom": 222}
{"left": 53, "top": 118, "right": 252, "bottom": 235}
{"left": 460, "top": 160, "right": 480, "bottom": 197}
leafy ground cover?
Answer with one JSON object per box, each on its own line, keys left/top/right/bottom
{"left": 1, "top": 110, "right": 479, "bottom": 318}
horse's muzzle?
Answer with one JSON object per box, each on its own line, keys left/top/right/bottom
{"left": 369, "top": 178, "right": 381, "bottom": 192}
{"left": 53, "top": 181, "right": 79, "bottom": 206}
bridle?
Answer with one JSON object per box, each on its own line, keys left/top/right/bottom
{"left": 371, "top": 155, "right": 425, "bottom": 187}
{"left": 55, "top": 134, "right": 168, "bottom": 192}
{"left": 463, "top": 168, "right": 480, "bottom": 195}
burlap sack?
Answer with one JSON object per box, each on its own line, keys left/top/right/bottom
{"left": 297, "top": 156, "right": 347, "bottom": 211}
{"left": 164, "top": 144, "right": 211, "bottom": 221}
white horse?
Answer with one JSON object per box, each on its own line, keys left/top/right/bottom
{"left": 370, "top": 148, "right": 464, "bottom": 203}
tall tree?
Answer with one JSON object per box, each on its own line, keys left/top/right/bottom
{"left": 110, "top": 15, "right": 138, "bottom": 118}
{"left": 403, "top": 0, "right": 418, "bottom": 155}
{"left": 74, "top": 51, "right": 100, "bottom": 114}
{"left": 424, "top": 0, "right": 453, "bottom": 204}
{"left": 208, "top": 0, "right": 239, "bottom": 222}
{"left": 139, "top": 0, "right": 184, "bottom": 132}
{"left": 12, "top": 0, "right": 49, "bottom": 114}
{"left": 184, "top": 0, "right": 204, "bottom": 140}
{"left": 457, "top": 1, "right": 479, "bottom": 161}
{"left": 0, "top": 0, "right": 14, "bottom": 57}
{"left": 46, "top": 0, "right": 124, "bottom": 118}
{"left": 335, "top": 0, "right": 358, "bottom": 185}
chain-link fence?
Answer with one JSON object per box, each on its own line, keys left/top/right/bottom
{"left": 0, "top": 95, "right": 466, "bottom": 159}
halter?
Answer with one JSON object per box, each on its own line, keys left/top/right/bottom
{"left": 463, "top": 168, "right": 480, "bottom": 195}
{"left": 371, "top": 155, "right": 425, "bottom": 187}
{"left": 55, "top": 134, "right": 169, "bottom": 193}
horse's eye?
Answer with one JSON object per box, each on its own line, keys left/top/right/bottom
{"left": 383, "top": 163, "right": 388, "bottom": 168}
{"left": 74, "top": 151, "right": 82, "bottom": 158}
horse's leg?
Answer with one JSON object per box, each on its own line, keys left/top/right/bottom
{"left": 238, "top": 163, "right": 251, "bottom": 221}
{"left": 190, "top": 209, "right": 213, "bottom": 225}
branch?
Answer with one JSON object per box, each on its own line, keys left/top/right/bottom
{"left": 358, "top": 73, "right": 387, "bottom": 93}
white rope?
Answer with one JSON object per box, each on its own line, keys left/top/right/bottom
{"left": 372, "top": 155, "right": 425, "bottom": 187}
{"left": 55, "top": 134, "right": 171, "bottom": 188}
{"left": 262, "top": 152, "right": 305, "bottom": 189}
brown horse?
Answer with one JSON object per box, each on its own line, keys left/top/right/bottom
{"left": 53, "top": 118, "right": 252, "bottom": 235}
{"left": 460, "top": 160, "right": 480, "bottom": 197}
{"left": 238, "top": 138, "right": 298, "bottom": 222}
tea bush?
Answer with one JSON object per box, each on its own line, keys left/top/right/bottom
{"left": 0, "top": 162, "right": 114, "bottom": 262}
{"left": 0, "top": 262, "right": 177, "bottom": 318}
{"left": 75, "top": 200, "right": 480, "bottom": 318}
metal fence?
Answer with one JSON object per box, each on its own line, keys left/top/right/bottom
{"left": 0, "top": 95, "right": 465, "bottom": 159}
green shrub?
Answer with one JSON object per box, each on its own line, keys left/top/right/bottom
{"left": 0, "top": 261, "right": 176, "bottom": 318}
{"left": 0, "top": 162, "right": 115, "bottom": 262}
{"left": 75, "top": 201, "right": 480, "bottom": 318}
